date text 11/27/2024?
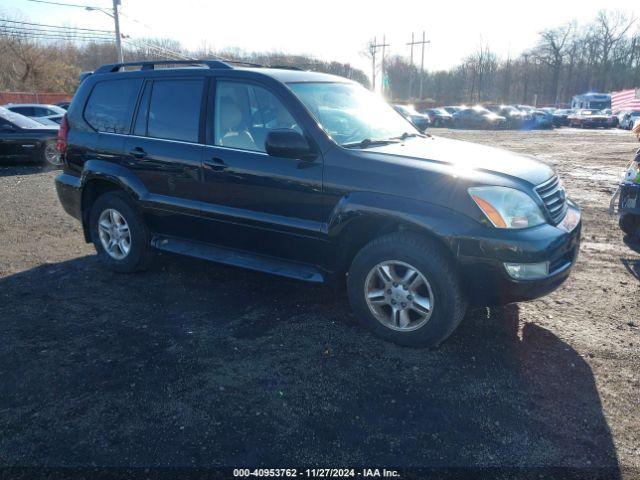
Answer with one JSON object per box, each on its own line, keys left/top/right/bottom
{"left": 233, "top": 469, "right": 401, "bottom": 478}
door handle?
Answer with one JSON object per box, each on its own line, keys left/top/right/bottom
{"left": 128, "top": 147, "right": 147, "bottom": 159}
{"left": 203, "top": 156, "right": 227, "bottom": 171}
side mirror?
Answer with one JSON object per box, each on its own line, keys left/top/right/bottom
{"left": 265, "top": 130, "right": 315, "bottom": 160}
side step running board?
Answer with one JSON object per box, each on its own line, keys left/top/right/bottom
{"left": 151, "top": 235, "right": 324, "bottom": 283}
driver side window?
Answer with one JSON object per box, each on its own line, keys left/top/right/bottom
{"left": 214, "top": 81, "right": 301, "bottom": 153}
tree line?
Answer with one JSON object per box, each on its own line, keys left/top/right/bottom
{"left": 0, "top": 35, "right": 370, "bottom": 94}
{"left": 1, "top": 9, "right": 638, "bottom": 107}
{"left": 386, "top": 10, "right": 639, "bottom": 106}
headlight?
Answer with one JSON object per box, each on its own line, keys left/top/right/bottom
{"left": 468, "top": 186, "right": 546, "bottom": 229}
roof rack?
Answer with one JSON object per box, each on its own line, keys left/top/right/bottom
{"left": 94, "top": 59, "right": 237, "bottom": 74}
{"left": 93, "top": 59, "right": 305, "bottom": 75}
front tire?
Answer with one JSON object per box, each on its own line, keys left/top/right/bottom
{"left": 620, "top": 214, "right": 640, "bottom": 238}
{"left": 89, "top": 191, "right": 151, "bottom": 273}
{"left": 347, "top": 232, "right": 466, "bottom": 347}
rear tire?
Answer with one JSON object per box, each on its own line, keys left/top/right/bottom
{"left": 89, "top": 191, "right": 151, "bottom": 273}
{"left": 41, "top": 140, "right": 61, "bottom": 167}
{"left": 347, "top": 232, "right": 466, "bottom": 347}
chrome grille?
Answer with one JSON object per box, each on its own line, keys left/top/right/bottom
{"left": 536, "top": 175, "right": 568, "bottom": 225}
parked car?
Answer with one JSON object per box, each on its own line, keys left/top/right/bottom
{"left": 515, "top": 105, "right": 536, "bottom": 114}
{"left": 486, "top": 105, "right": 528, "bottom": 129}
{"left": 615, "top": 110, "right": 628, "bottom": 128}
{"left": 3, "top": 103, "right": 67, "bottom": 125}
{"left": 56, "top": 101, "right": 71, "bottom": 110}
{"left": 567, "top": 109, "right": 611, "bottom": 128}
{"left": 619, "top": 110, "right": 640, "bottom": 130}
{"left": 424, "top": 108, "right": 454, "bottom": 128}
{"left": 55, "top": 59, "right": 581, "bottom": 347}
{"left": 0, "top": 106, "right": 60, "bottom": 165}
{"left": 598, "top": 109, "right": 618, "bottom": 128}
{"left": 530, "top": 110, "right": 554, "bottom": 129}
{"left": 443, "top": 105, "right": 465, "bottom": 115}
{"left": 393, "top": 104, "right": 431, "bottom": 132}
{"left": 453, "top": 106, "right": 507, "bottom": 129}
{"left": 552, "top": 109, "right": 574, "bottom": 127}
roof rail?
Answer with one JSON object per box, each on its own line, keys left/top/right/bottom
{"left": 268, "top": 65, "right": 304, "bottom": 71}
{"left": 93, "top": 59, "right": 234, "bottom": 74}
{"left": 92, "top": 59, "right": 307, "bottom": 75}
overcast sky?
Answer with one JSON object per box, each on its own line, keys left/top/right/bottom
{"left": 2, "top": 0, "right": 637, "bottom": 77}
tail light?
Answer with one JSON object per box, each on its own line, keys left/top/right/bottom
{"left": 56, "top": 114, "right": 69, "bottom": 154}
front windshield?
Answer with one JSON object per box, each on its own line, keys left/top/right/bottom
{"left": 0, "top": 107, "right": 43, "bottom": 129}
{"left": 287, "top": 82, "right": 418, "bottom": 146}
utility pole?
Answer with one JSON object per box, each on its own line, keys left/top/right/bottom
{"left": 522, "top": 53, "right": 529, "bottom": 104}
{"left": 407, "top": 30, "right": 431, "bottom": 100}
{"left": 419, "top": 31, "right": 429, "bottom": 101}
{"left": 112, "top": 0, "right": 123, "bottom": 62}
{"left": 407, "top": 32, "right": 430, "bottom": 101}
{"left": 369, "top": 36, "right": 390, "bottom": 94}
{"left": 381, "top": 35, "right": 388, "bottom": 97}
{"left": 86, "top": 1, "right": 123, "bottom": 62}
{"left": 407, "top": 33, "right": 415, "bottom": 100}
{"left": 371, "top": 37, "right": 377, "bottom": 91}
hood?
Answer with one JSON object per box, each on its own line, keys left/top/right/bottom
{"left": 360, "top": 136, "right": 554, "bottom": 186}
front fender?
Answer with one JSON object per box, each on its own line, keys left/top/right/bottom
{"left": 325, "top": 191, "right": 480, "bottom": 272}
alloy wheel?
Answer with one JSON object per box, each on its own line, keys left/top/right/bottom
{"left": 44, "top": 142, "right": 61, "bottom": 166}
{"left": 364, "top": 260, "right": 434, "bottom": 332}
{"left": 98, "top": 208, "right": 131, "bottom": 260}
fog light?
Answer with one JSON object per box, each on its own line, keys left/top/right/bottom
{"left": 504, "top": 262, "right": 549, "bottom": 280}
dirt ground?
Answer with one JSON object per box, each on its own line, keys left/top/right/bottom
{"left": 0, "top": 128, "right": 638, "bottom": 477}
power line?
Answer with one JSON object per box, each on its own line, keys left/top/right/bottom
{"left": 0, "top": 31, "right": 115, "bottom": 42}
{"left": 0, "top": 18, "right": 113, "bottom": 33}
{"left": 0, "top": 25, "right": 113, "bottom": 38}
{"left": 24, "top": 0, "right": 108, "bottom": 8}
{"left": 0, "top": 27, "right": 114, "bottom": 40}
{"left": 0, "top": 30, "right": 114, "bottom": 41}
{"left": 126, "top": 38, "right": 194, "bottom": 61}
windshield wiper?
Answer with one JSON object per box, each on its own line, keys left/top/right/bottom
{"left": 391, "top": 131, "right": 428, "bottom": 140}
{"left": 343, "top": 138, "right": 401, "bottom": 149}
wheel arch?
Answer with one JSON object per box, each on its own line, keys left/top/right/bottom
{"left": 80, "top": 160, "right": 147, "bottom": 242}
{"left": 327, "top": 192, "right": 466, "bottom": 275}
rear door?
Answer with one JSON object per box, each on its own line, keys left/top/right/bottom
{"left": 200, "top": 77, "right": 324, "bottom": 264}
{"left": 123, "top": 77, "right": 206, "bottom": 239}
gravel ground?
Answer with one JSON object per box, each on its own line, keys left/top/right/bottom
{"left": 0, "top": 128, "right": 638, "bottom": 477}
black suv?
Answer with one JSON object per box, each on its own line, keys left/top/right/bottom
{"left": 55, "top": 60, "right": 581, "bottom": 347}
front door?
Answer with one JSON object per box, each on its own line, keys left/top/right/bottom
{"left": 200, "top": 78, "right": 324, "bottom": 264}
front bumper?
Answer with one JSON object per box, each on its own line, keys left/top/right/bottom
{"left": 458, "top": 202, "right": 582, "bottom": 306}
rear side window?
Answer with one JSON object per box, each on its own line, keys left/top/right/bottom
{"left": 147, "top": 79, "right": 203, "bottom": 143}
{"left": 11, "top": 107, "right": 35, "bottom": 116}
{"left": 84, "top": 78, "right": 142, "bottom": 134}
